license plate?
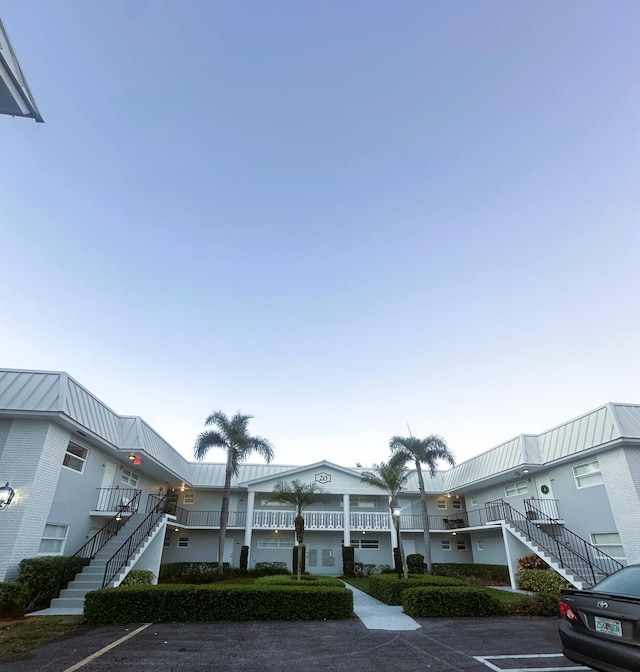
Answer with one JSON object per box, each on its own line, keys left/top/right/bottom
{"left": 594, "top": 616, "right": 622, "bottom": 636}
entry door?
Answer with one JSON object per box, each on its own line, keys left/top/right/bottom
{"left": 223, "top": 538, "right": 235, "bottom": 565}
{"left": 534, "top": 478, "right": 559, "bottom": 519}
{"left": 96, "top": 460, "right": 118, "bottom": 509}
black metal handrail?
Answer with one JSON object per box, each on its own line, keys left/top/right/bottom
{"left": 486, "top": 498, "right": 623, "bottom": 586}
{"left": 101, "top": 493, "right": 168, "bottom": 588}
{"left": 57, "top": 490, "right": 142, "bottom": 595}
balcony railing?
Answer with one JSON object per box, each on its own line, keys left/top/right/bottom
{"left": 93, "top": 488, "right": 142, "bottom": 513}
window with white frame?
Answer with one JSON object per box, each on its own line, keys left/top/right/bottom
{"left": 178, "top": 537, "right": 189, "bottom": 548}
{"left": 183, "top": 492, "right": 195, "bottom": 505}
{"left": 120, "top": 468, "right": 139, "bottom": 488}
{"left": 437, "top": 498, "right": 447, "bottom": 510}
{"left": 573, "top": 460, "right": 604, "bottom": 489}
{"left": 591, "top": 533, "right": 624, "bottom": 559}
{"left": 258, "top": 536, "right": 295, "bottom": 549}
{"left": 351, "top": 497, "right": 377, "bottom": 508}
{"left": 456, "top": 540, "right": 467, "bottom": 551}
{"left": 470, "top": 496, "right": 478, "bottom": 506}
{"left": 504, "top": 480, "right": 528, "bottom": 497}
{"left": 63, "top": 442, "right": 88, "bottom": 473}
{"left": 476, "top": 539, "right": 484, "bottom": 551}
{"left": 452, "top": 498, "right": 462, "bottom": 510}
{"left": 38, "top": 524, "right": 68, "bottom": 554}
{"left": 441, "top": 539, "right": 451, "bottom": 551}
{"left": 342, "top": 538, "right": 380, "bottom": 550}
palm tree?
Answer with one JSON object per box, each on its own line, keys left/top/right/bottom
{"left": 194, "top": 411, "right": 274, "bottom": 572}
{"left": 389, "top": 434, "right": 455, "bottom": 574}
{"left": 268, "top": 479, "right": 327, "bottom": 580}
{"left": 360, "top": 461, "right": 411, "bottom": 578}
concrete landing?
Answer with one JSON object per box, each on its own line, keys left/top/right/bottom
{"left": 344, "top": 583, "right": 421, "bottom": 631}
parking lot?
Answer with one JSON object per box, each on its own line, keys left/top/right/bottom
{"left": 0, "top": 617, "right": 588, "bottom": 672}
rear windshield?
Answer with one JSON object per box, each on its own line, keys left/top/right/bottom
{"left": 593, "top": 566, "right": 640, "bottom": 597}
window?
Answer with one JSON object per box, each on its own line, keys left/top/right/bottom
{"left": 441, "top": 540, "right": 451, "bottom": 551}
{"left": 178, "top": 537, "right": 189, "bottom": 548}
{"left": 164, "top": 536, "right": 171, "bottom": 548}
{"left": 183, "top": 493, "right": 195, "bottom": 505}
{"left": 63, "top": 443, "right": 88, "bottom": 473}
{"left": 352, "top": 497, "right": 377, "bottom": 508}
{"left": 470, "top": 496, "right": 477, "bottom": 506}
{"left": 591, "top": 533, "right": 624, "bottom": 559}
{"left": 476, "top": 539, "right": 484, "bottom": 551}
{"left": 452, "top": 498, "right": 462, "bottom": 510}
{"left": 342, "top": 538, "right": 380, "bottom": 550}
{"left": 504, "top": 481, "right": 528, "bottom": 497}
{"left": 456, "top": 540, "right": 467, "bottom": 551}
{"left": 39, "top": 524, "right": 68, "bottom": 554}
{"left": 121, "top": 468, "right": 139, "bottom": 487}
{"left": 574, "top": 461, "right": 603, "bottom": 489}
{"left": 258, "top": 536, "right": 295, "bottom": 549}
{"left": 437, "top": 498, "right": 447, "bottom": 510}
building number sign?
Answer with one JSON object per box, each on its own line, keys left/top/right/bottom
{"left": 315, "top": 472, "right": 331, "bottom": 484}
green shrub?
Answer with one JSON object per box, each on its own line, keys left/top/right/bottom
{"left": 16, "top": 556, "right": 88, "bottom": 609}
{"left": 402, "top": 586, "right": 506, "bottom": 617}
{"left": 354, "top": 563, "right": 389, "bottom": 577}
{"left": 369, "top": 574, "right": 468, "bottom": 606}
{"left": 517, "top": 554, "right": 550, "bottom": 570}
{"left": 84, "top": 584, "right": 353, "bottom": 624}
{"left": 407, "top": 554, "right": 426, "bottom": 574}
{"left": 505, "top": 592, "right": 560, "bottom": 617}
{"left": 431, "top": 563, "right": 510, "bottom": 584}
{"left": 253, "top": 562, "right": 289, "bottom": 576}
{"left": 517, "top": 569, "right": 570, "bottom": 594}
{"left": 0, "top": 582, "right": 30, "bottom": 615}
{"left": 120, "top": 570, "right": 154, "bottom": 586}
{"left": 255, "top": 575, "right": 344, "bottom": 587}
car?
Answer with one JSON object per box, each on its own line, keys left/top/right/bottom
{"left": 559, "top": 564, "right": 640, "bottom": 672}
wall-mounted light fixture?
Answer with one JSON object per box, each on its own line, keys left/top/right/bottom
{"left": 0, "top": 482, "right": 15, "bottom": 509}
{"left": 128, "top": 454, "right": 142, "bottom": 465}
{"left": 523, "top": 469, "right": 530, "bottom": 474}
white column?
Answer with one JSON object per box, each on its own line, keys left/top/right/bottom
{"left": 243, "top": 491, "right": 255, "bottom": 562}
{"left": 343, "top": 493, "right": 350, "bottom": 547}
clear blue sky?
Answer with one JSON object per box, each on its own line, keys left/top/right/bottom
{"left": 2, "top": 1, "right": 639, "bottom": 468}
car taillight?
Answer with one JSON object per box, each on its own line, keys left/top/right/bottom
{"left": 559, "top": 601, "right": 579, "bottom": 623}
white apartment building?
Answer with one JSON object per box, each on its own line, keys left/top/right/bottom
{"left": 1, "top": 369, "right": 639, "bottom": 613}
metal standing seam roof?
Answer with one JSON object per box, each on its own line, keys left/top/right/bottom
{"left": 2, "top": 369, "right": 640, "bottom": 493}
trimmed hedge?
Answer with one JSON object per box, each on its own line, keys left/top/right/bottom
{"left": 431, "top": 563, "right": 510, "bottom": 584}
{"left": 159, "top": 562, "right": 290, "bottom": 584}
{"left": 84, "top": 584, "right": 353, "bottom": 624}
{"left": 255, "top": 575, "right": 345, "bottom": 587}
{"left": 369, "top": 574, "right": 468, "bottom": 606}
{"left": 120, "top": 570, "right": 154, "bottom": 586}
{"left": 517, "top": 569, "right": 571, "bottom": 594}
{"left": 402, "top": 586, "right": 506, "bottom": 617}
{"left": 17, "top": 556, "right": 89, "bottom": 609}
{"left": 0, "top": 582, "right": 30, "bottom": 615}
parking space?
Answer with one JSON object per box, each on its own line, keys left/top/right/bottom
{"left": 0, "top": 617, "right": 577, "bottom": 672}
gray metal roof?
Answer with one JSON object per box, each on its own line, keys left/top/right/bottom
{"left": 0, "top": 15, "right": 43, "bottom": 122}
{"left": 2, "top": 369, "right": 640, "bottom": 494}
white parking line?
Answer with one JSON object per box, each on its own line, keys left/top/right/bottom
{"left": 61, "top": 623, "right": 152, "bottom": 672}
{"left": 473, "top": 653, "right": 590, "bottom": 672}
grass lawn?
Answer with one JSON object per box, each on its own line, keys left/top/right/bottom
{"left": 0, "top": 616, "right": 86, "bottom": 662}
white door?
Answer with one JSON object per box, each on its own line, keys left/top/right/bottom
{"left": 534, "top": 478, "right": 559, "bottom": 519}
{"left": 96, "top": 461, "right": 118, "bottom": 509}
{"left": 223, "top": 538, "right": 235, "bottom": 565}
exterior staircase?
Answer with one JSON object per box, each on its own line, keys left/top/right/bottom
{"left": 486, "top": 499, "right": 623, "bottom": 589}
{"left": 32, "top": 508, "right": 168, "bottom": 616}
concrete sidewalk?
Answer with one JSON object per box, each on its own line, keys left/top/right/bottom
{"left": 344, "top": 583, "right": 421, "bottom": 630}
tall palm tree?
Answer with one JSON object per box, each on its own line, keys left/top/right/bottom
{"left": 360, "top": 461, "right": 411, "bottom": 578}
{"left": 389, "top": 434, "right": 455, "bottom": 573}
{"left": 194, "top": 411, "right": 274, "bottom": 572}
{"left": 268, "top": 479, "right": 327, "bottom": 580}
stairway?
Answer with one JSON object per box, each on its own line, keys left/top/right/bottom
{"left": 486, "top": 499, "right": 623, "bottom": 589}
{"left": 31, "top": 512, "right": 166, "bottom": 616}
